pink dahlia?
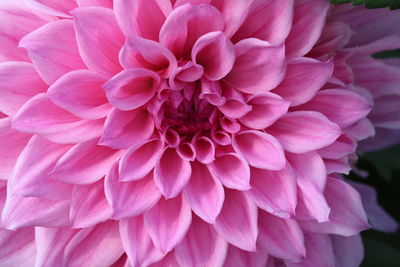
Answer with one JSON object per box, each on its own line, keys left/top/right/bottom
{"left": 2, "top": 0, "right": 394, "bottom": 266}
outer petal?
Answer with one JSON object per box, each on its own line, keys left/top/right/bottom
{"left": 119, "top": 137, "right": 164, "bottom": 181}
{"left": 298, "top": 89, "right": 371, "bottom": 128}
{"left": 285, "top": 0, "right": 330, "bottom": 57}
{"left": 63, "top": 221, "right": 124, "bottom": 267}
{"left": 119, "top": 37, "right": 177, "bottom": 78}
{"left": 222, "top": 245, "right": 268, "bottom": 267}
{"left": 72, "top": 7, "right": 124, "bottom": 76}
{"left": 0, "top": 62, "right": 47, "bottom": 116}
{"left": 47, "top": 70, "right": 111, "bottom": 120}
{"left": 268, "top": 111, "right": 341, "bottom": 153}
{"left": 207, "top": 153, "right": 251, "bottom": 190}
{"left": 19, "top": 20, "right": 86, "bottom": 84}
{"left": 249, "top": 165, "right": 297, "bottom": 218}
{"left": 114, "top": 0, "right": 171, "bottom": 40}
{"left": 159, "top": 3, "right": 224, "bottom": 58}
{"left": 154, "top": 148, "right": 191, "bottom": 199}
{"left": 239, "top": 93, "right": 290, "bottom": 129}
{"left": 104, "top": 68, "right": 160, "bottom": 111}
{"left": 175, "top": 215, "right": 228, "bottom": 267}
{"left": 183, "top": 162, "right": 224, "bottom": 223}
{"left": 12, "top": 94, "right": 104, "bottom": 144}
{"left": 51, "top": 138, "right": 122, "bottom": 184}
{"left": 300, "top": 177, "right": 370, "bottom": 236}
{"left": 233, "top": 130, "right": 285, "bottom": 170}
{"left": 144, "top": 196, "right": 192, "bottom": 253}
{"left": 232, "top": 0, "right": 293, "bottom": 45}
{"left": 120, "top": 216, "right": 165, "bottom": 267}
{"left": 331, "top": 235, "right": 364, "bottom": 267}
{"left": 369, "top": 95, "right": 400, "bottom": 129}
{"left": 22, "top": 0, "right": 77, "bottom": 17}
{"left": 192, "top": 31, "right": 235, "bottom": 80}
{"left": 272, "top": 57, "right": 334, "bottom": 106}
{"left": 100, "top": 107, "right": 154, "bottom": 149}
{"left": 0, "top": 118, "right": 31, "bottom": 180}
{"left": 76, "top": 0, "right": 113, "bottom": 8}
{"left": 105, "top": 164, "right": 161, "bottom": 219}
{"left": 258, "top": 211, "right": 306, "bottom": 262}
{"left": 70, "top": 180, "right": 112, "bottom": 228}
{"left": 0, "top": 228, "right": 36, "bottom": 267}
{"left": 10, "top": 136, "right": 72, "bottom": 200}
{"left": 214, "top": 190, "right": 258, "bottom": 251}
{"left": 225, "top": 38, "right": 286, "bottom": 94}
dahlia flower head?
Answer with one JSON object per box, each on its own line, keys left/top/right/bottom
{"left": 0, "top": 0, "right": 398, "bottom": 266}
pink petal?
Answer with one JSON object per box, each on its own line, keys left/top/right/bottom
{"left": 218, "top": 86, "right": 252, "bottom": 118}
{"left": 2, "top": 194, "right": 70, "bottom": 230}
{"left": 72, "top": 7, "right": 124, "bottom": 76}
{"left": 47, "top": 70, "right": 111, "bottom": 120}
{"left": 300, "top": 177, "right": 370, "bottom": 236}
{"left": 268, "top": 111, "right": 341, "bottom": 153}
{"left": 77, "top": 0, "right": 113, "bottom": 8}
{"left": 154, "top": 148, "right": 191, "bottom": 199}
{"left": 331, "top": 235, "right": 364, "bottom": 267}
{"left": 239, "top": 93, "right": 290, "bottom": 129}
{"left": 369, "top": 95, "right": 400, "bottom": 129}
{"left": 225, "top": 38, "right": 286, "bottom": 94}
{"left": 120, "top": 216, "right": 165, "bottom": 267}
{"left": 70, "top": 180, "right": 112, "bottom": 228}
{"left": 23, "top": 0, "right": 77, "bottom": 17}
{"left": 288, "top": 152, "right": 330, "bottom": 222}
{"left": 159, "top": 3, "right": 224, "bottom": 59}
{"left": 0, "top": 62, "right": 47, "bottom": 116}
{"left": 286, "top": 233, "right": 335, "bottom": 267}
{"left": 0, "top": 2, "right": 49, "bottom": 62}
{"left": 175, "top": 215, "right": 228, "bottom": 267}
{"left": 258, "top": 211, "right": 306, "bottom": 262}
{"left": 192, "top": 135, "right": 215, "bottom": 164}
{"left": 119, "top": 36, "right": 177, "bottom": 78}
{"left": 51, "top": 138, "right": 122, "bottom": 184}
{"left": 318, "top": 134, "right": 356, "bottom": 160}
{"left": 10, "top": 136, "right": 72, "bottom": 200}
{"left": 233, "top": 130, "right": 285, "bottom": 170}
{"left": 0, "top": 119, "right": 31, "bottom": 180}
{"left": 285, "top": 0, "right": 330, "bottom": 57}
{"left": 272, "top": 57, "right": 334, "bottom": 106}
{"left": 100, "top": 107, "right": 154, "bottom": 149}
{"left": 12, "top": 94, "right": 104, "bottom": 144}
{"left": 114, "top": 0, "right": 171, "bottom": 40}
{"left": 144, "top": 196, "right": 192, "bottom": 253}
{"left": 104, "top": 68, "right": 160, "bottom": 111}
{"left": 200, "top": 79, "right": 226, "bottom": 106}
{"left": 249, "top": 165, "right": 297, "bottom": 218}
{"left": 119, "top": 138, "right": 164, "bottom": 181}
{"left": 207, "top": 152, "right": 250, "bottom": 190}
{"left": 0, "top": 228, "right": 35, "bottom": 267}
{"left": 298, "top": 89, "right": 371, "bottom": 128}
{"left": 214, "top": 190, "right": 258, "bottom": 251}
{"left": 222, "top": 245, "right": 269, "bottom": 267}
{"left": 35, "top": 227, "right": 79, "bottom": 267}
{"left": 192, "top": 31, "right": 235, "bottom": 80}
{"left": 183, "top": 162, "right": 224, "bottom": 223}
{"left": 148, "top": 252, "right": 179, "bottom": 267}
{"left": 63, "top": 221, "right": 124, "bottom": 267}
{"left": 105, "top": 163, "right": 161, "bottom": 219}
{"left": 19, "top": 20, "right": 86, "bottom": 84}
{"left": 232, "top": 0, "right": 293, "bottom": 45}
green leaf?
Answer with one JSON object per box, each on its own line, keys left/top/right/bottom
{"left": 331, "top": 0, "right": 400, "bottom": 9}
{"left": 362, "top": 145, "right": 400, "bottom": 181}
{"left": 362, "top": 231, "right": 400, "bottom": 267}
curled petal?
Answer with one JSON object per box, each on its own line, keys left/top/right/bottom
{"left": 48, "top": 70, "right": 111, "bottom": 120}
{"left": 104, "top": 68, "right": 160, "bottom": 111}
{"left": 233, "top": 130, "right": 285, "bottom": 170}
{"left": 225, "top": 38, "right": 286, "bottom": 94}
{"left": 193, "top": 135, "right": 215, "bottom": 164}
{"left": 144, "top": 196, "right": 192, "bottom": 253}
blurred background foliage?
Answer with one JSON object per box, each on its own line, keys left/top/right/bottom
{"left": 331, "top": 0, "right": 400, "bottom": 9}
{"left": 349, "top": 144, "right": 400, "bottom": 266}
